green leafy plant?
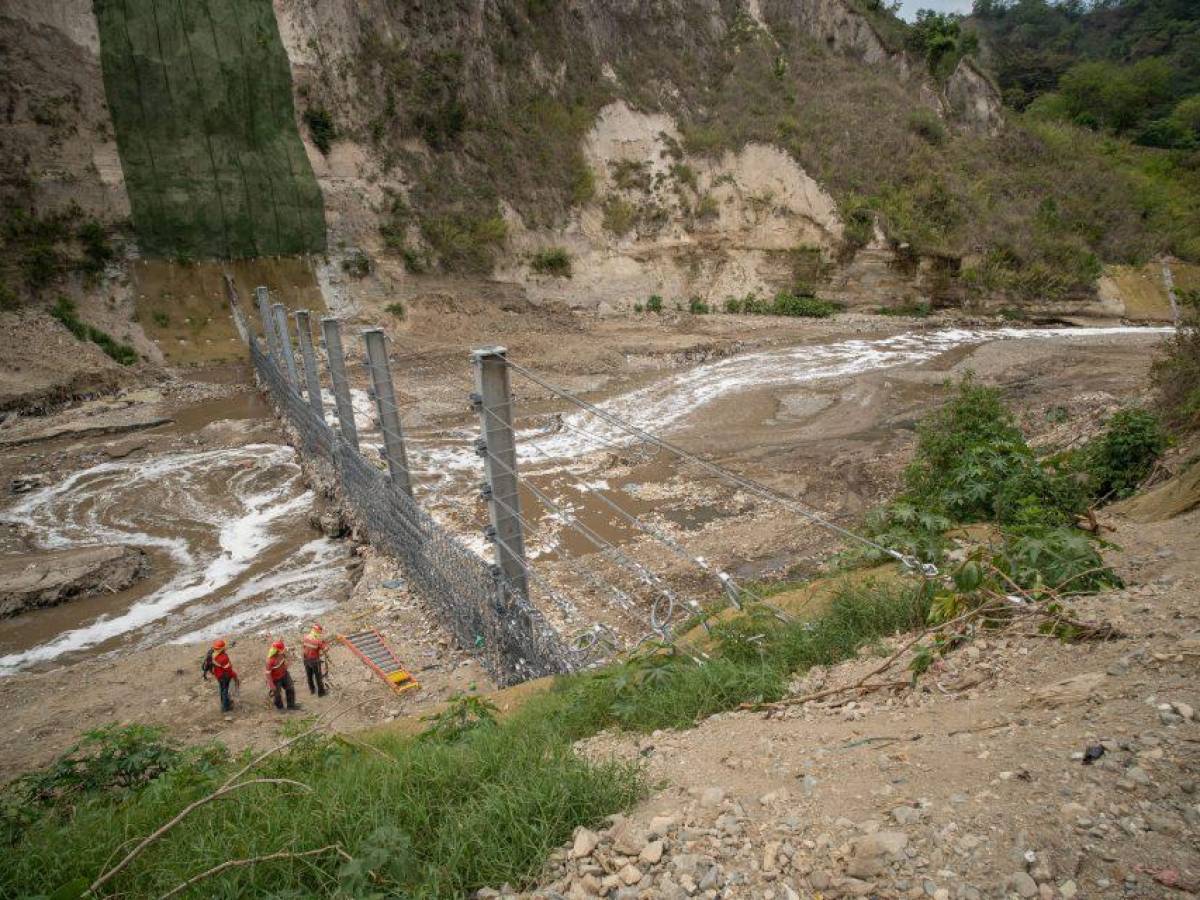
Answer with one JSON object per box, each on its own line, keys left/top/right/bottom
{"left": 385, "top": 301, "right": 406, "bottom": 319}
{"left": 1077, "top": 408, "right": 1167, "bottom": 499}
{"left": 688, "top": 297, "right": 710, "bottom": 315}
{"left": 646, "top": 294, "right": 664, "bottom": 314}
{"left": 420, "top": 692, "right": 500, "bottom": 743}
{"left": 304, "top": 107, "right": 337, "bottom": 155}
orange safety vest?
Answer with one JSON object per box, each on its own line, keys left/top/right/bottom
{"left": 211, "top": 651, "right": 236, "bottom": 681}
{"left": 301, "top": 632, "right": 327, "bottom": 661}
{"left": 266, "top": 650, "right": 288, "bottom": 682}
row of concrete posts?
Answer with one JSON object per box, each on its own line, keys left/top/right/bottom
{"left": 251, "top": 286, "right": 530, "bottom": 602}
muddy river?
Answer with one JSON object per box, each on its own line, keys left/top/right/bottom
{"left": 0, "top": 324, "right": 1172, "bottom": 674}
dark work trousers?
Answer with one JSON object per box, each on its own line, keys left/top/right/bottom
{"left": 217, "top": 675, "right": 233, "bottom": 712}
{"left": 271, "top": 671, "right": 298, "bottom": 709}
{"left": 304, "top": 658, "right": 326, "bottom": 696}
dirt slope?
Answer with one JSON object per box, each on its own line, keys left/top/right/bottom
{"left": 510, "top": 508, "right": 1200, "bottom": 899}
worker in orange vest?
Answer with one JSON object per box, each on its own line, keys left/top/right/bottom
{"left": 300, "top": 623, "right": 330, "bottom": 697}
{"left": 265, "top": 640, "right": 300, "bottom": 711}
{"left": 202, "top": 639, "right": 239, "bottom": 712}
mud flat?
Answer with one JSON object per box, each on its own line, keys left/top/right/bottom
{"left": 0, "top": 545, "right": 148, "bottom": 617}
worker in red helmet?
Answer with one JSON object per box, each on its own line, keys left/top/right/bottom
{"left": 300, "top": 623, "right": 329, "bottom": 697}
{"left": 265, "top": 640, "right": 300, "bottom": 711}
{"left": 201, "top": 639, "right": 239, "bottom": 712}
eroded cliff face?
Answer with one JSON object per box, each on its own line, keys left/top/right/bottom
{"left": 268, "top": 0, "right": 1011, "bottom": 315}
{"left": 1, "top": 0, "right": 128, "bottom": 221}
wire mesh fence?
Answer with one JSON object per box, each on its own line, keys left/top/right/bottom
{"left": 247, "top": 334, "right": 579, "bottom": 686}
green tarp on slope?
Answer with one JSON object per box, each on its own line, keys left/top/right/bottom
{"left": 95, "top": 0, "right": 326, "bottom": 258}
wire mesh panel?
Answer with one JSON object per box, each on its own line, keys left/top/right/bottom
{"left": 247, "top": 336, "right": 577, "bottom": 685}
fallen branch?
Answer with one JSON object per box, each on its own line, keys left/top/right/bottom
{"left": 746, "top": 601, "right": 997, "bottom": 714}
{"left": 334, "top": 732, "right": 401, "bottom": 765}
{"left": 88, "top": 697, "right": 377, "bottom": 896}
{"left": 948, "top": 719, "right": 1025, "bottom": 737}
{"left": 157, "top": 844, "right": 352, "bottom": 900}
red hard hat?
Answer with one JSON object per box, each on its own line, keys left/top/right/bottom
{"left": 212, "top": 639, "right": 226, "bottom": 650}
{"left": 271, "top": 640, "right": 285, "bottom": 651}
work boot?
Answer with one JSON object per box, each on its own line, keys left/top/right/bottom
{"left": 287, "top": 702, "right": 303, "bottom": 711}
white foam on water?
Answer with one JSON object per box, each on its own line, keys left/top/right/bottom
{"left": 0, "top": 444, "right": 344, "bottom": 675}
{"left": 414, "top": 326, "right": 1174, "bottom": 475}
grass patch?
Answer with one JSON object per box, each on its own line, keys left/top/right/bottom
{"left": 385, "top": 302, "right": 406, "bottom": 320}
{"left": 529, "top": 247, "right": 572, "bottom": 278}
{"left": 49, "top": 296, "right": 137, "bottom": 366}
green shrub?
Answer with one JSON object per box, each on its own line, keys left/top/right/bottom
{"left": 385, "top": 301, "right": 406, "bottom": 319}
{"left": 570, "top": 164, "right": 596, "bottom": 205}
{"left": 1152, "top": 289, "right": 1200, "bottom": 431}
{"left": 1078, "top": 408, "right": 1168, "bottom": 499}
{"left": 420, "top": 214, "right": 507, "bottom": 274}
{"left": 694, "top": 193, "right": 720, "bottom": 221}
{"left": 304, "top": 107, "right": 337, "bottom": 155}
{"left": 602, "top": 198, "right": 636, "bottom": 237}
{"left": 646, "top": 294, "right": 663, "bottom": 313}
{"left": 688, "top": 297, "right": 710, "bottom": 315}
{"left": 77, "top": 220, "right": 115, "bottom": 275}
{"left": 994, "top": 526, "right": 1121, "bottom": 594}
{"left": 0, "top": 283, "right": 17, "bottom": 311}
{"left": 530, "top": 247, "right": 572, "bottom": 277}
{"left": 341, "top": 250, "right": 372, "bottom": 278}
{"left": 769, "top": 292, "right": 840, "bottom": 318}
{"left": 724, "top": 295, "right": 742, "bottom": 313}
{"left": 609, "top": 159, "right": 651, "bottom": 192}
{"left": 420, "top": 693, "right": 499, "bottom": 743}
{"left": 50, "top": 296, "right": 138, "bottom": 365}
{"left": 907, "top": 109, "right": 946, "bottom": 145}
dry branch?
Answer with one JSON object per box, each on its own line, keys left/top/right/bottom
{"left": 88, "top": 698, "right": 377, "bottom": 896}
{"left": 157, "top": 844, "right": 351, "bottom": 900}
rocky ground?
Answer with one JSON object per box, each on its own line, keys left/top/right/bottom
{"left": 493, "top": 503, "right": 1200, "bottom": 900}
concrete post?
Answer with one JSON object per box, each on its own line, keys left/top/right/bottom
{"left": 472, "top": 346, "right": 529, "bottom": 602}
{"left": 254, "top": 286, "right": 278, "bottom": 357}
{"left": 294, "top": 310, "right": 324, "bottom": 418}
{"left": 361, "top": 328, "right": 413, "bottom": 497}
{"left": 271, "top": 303, "right": 299, "bottom": 387}
{"left": 321, "top": 317, "right": 359, "bottom": 450}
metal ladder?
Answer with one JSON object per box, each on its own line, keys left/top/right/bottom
{"left": 339, "top": 629, "right": 419, "bottom": 695}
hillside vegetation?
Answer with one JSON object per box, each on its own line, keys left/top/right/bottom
{"left": 292, "top": 0, "right": 1200, "bottom": 305}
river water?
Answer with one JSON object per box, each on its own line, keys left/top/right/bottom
{"left": 0, "top": 324, "right": 1172, "bottom": 674}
